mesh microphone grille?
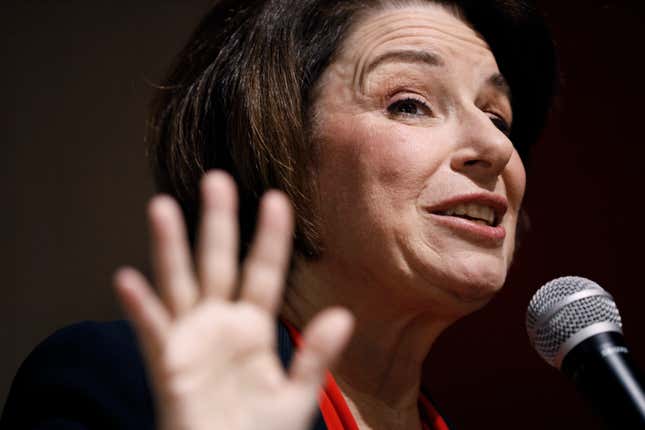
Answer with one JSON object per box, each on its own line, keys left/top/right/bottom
{"left": 526, "top": 276, "right": 622, "bottom": 367}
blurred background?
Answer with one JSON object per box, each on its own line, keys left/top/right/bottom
{"left": 2, "top": 1, "right": 644, "bottom": 428}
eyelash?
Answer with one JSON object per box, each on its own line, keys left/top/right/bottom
{"left": 387, "top": 95, "right": 512, "bottom": 136}
{"left": 489, "top": 115, "right": 512, "bottom": 136}
{"left": 386, "top": 97, "right": 431, "bottom": 117}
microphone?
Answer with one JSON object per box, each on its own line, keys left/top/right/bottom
{"left": 526, "top": 276, "right": 645, "bottom": 428}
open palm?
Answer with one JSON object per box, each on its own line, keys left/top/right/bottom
{"left": 113, "top": 171, "right": 353, "bottom": 430}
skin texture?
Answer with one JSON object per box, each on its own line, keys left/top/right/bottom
{"left": 283, "top": 3, "right": 525, "bottom": 429}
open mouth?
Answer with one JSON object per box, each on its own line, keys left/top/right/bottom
{"left": 433, "top": 203, "right": 500, "bottom": 227}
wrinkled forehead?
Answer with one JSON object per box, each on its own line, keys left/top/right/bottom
{"left": 336, "top": 3, "right": 500, "bottom": 88}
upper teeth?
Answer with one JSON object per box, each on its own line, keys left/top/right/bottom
{"left": 441, "top": 203, "right": 496, "bottom": 226}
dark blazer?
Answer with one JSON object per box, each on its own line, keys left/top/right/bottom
{"left": 1, "top": 320, "right": 328, "bottom": 430}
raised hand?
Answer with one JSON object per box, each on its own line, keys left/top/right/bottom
{"left": 113, "top": 171, "right": 354, "bottom": 430}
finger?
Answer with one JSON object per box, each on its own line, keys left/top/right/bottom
{"left": 239, "top": 191, "right": 294, "bottom": 313}
{"left": 289, "top": 308, "right": 354, "bottom": 391}
{"left": 149, "top": 195, "right": 198, "bottom": 316}
{"left": 195, "top": 171, "right": 239, "bottom": 299}
{"left": 113, "top": 266, "right": 170, "bottom": 358}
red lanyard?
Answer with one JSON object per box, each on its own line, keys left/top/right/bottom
{"left": 282, "top": 320, "right": 450, "bottom": 430}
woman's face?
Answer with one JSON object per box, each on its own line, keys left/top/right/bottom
{"left": 309, "top": 3, "right": 525, "bottom": 310}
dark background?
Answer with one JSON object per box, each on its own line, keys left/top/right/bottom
{"left": 2, "top": 1, "right": 644, "bottom": 428}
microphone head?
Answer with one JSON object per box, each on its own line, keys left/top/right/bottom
{"left": 526, "top": 276, "right": 622, "bottom": 369}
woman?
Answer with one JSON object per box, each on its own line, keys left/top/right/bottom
{"left": 1, "top": 0, "right": 556, "bottom": 428}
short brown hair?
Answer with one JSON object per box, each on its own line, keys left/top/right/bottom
{"left": 146, "top": 0, "right": 557, "bottom": 259}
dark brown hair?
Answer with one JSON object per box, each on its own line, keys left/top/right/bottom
{"left": 146, "top": 0, "right": 557, "bottom": 258}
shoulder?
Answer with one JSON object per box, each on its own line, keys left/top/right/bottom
{"left": 1, "top": 320, "right": 155, "bottom": 430}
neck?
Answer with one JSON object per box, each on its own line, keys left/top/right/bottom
{"left": 281, "top": 258, "right": 465, "bottom": 430}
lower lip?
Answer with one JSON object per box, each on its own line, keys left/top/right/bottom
{"left": 429, "top": 214, "right": 506, "bottom": 245}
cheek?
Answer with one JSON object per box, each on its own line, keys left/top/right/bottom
{"left": 501, "top": 151, "right": 526, "bottom": 261}
{"left": 506, "top": 151, "right": 527, "bottom": 210}
{"left": 318, "top": 114, "right": 448, "bottom": 205}
{"left": 314, "top": 116, "right": 438, "bottom": 261}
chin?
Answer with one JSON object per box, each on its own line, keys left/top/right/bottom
{"left": 438, "top": 254, "right": 510, "bottom": 304}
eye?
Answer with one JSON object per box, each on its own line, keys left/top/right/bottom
{"left": 489, "top": 115, "right": 511, "bottom": 136}
{"left": 387, "top": 97, "right": 431, "bottom": 117}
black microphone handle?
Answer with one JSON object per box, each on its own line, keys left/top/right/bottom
{"left": 561, "top": 331, "right": 645, "bottom": 429}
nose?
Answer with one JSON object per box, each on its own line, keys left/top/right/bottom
{"left": 450, "top": 109, "right": 515, "bottom": 185}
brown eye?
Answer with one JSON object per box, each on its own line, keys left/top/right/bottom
{"left": 387, "top": 98, "right": 430, "bottom": 117}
